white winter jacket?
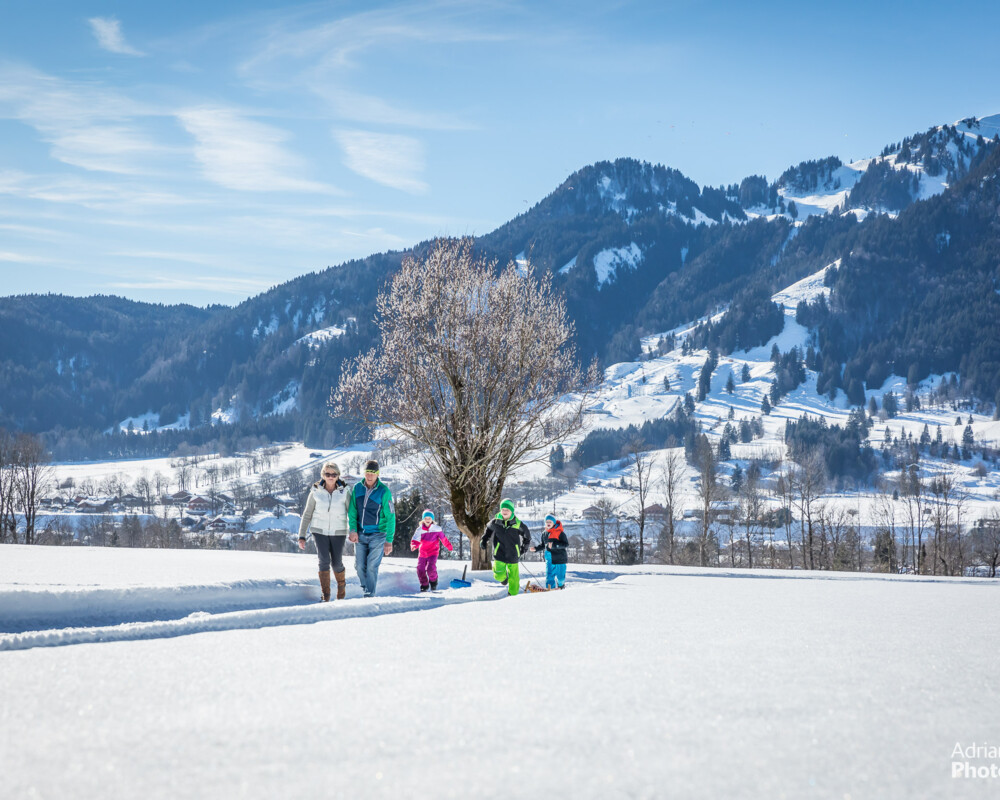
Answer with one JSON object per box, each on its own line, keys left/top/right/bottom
{"left": 298, "top": 480, "right": 350, "bottom": 539}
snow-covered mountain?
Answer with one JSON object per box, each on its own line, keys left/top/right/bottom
{"left": 2, "top": 114, "right": 999, "bottom": 459}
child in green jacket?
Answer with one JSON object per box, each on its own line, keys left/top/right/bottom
{"left": 480, "top": 498, "right": 530, "bottom": 596}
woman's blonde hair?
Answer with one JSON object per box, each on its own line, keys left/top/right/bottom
{"left": 322, "top": 461, "right": 341, "bottom": 476}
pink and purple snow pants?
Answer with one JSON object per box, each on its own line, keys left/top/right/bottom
{"left": 416, "top": 553, "right": 439, "bottom": 589}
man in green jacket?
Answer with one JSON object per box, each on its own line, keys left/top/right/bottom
{"left": 347, "top": 460, "right": 396, "bottom": 597}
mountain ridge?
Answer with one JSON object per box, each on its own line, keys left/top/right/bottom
{"left": 2, "top": 114, "right": 998, "bottom": 455}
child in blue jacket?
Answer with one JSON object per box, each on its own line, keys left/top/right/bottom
{"left": 532, "top": 514, "right": 568, "bottom": 589}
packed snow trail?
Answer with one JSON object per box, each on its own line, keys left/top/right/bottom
{"left": 0, "top": 578, "right": 317, "bottom": 634}
{"left": 0, "top": 581, "right": 506, "bottom": 652}
{"left": 1, "top": 546, "right": 527, "bottom": 650}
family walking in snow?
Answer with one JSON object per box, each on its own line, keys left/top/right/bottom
{"left": 298, "top": 463, "right": 564, "bottom": 600}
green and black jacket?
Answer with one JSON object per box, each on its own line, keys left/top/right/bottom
{"left": 482, "top": 516, "right": 531, "bottom": 563}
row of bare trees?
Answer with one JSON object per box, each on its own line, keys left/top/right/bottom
{"left": 171, "top": 446, "right": 283, "bottom": 492}
{"left": 0, "top": 430, "right": 50, "bottom": 545}
{"left": 35, "top": 513, "right": 298, "bottom": 552}
{"left": 578, "top": 432, "right": 998, "bottom": 576}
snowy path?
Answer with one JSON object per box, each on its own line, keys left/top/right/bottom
{"left": 0, "top": 545, "right": 512, "bottom": 651}
{"left": 0, "top": 581, "right": 506, "bottom": 652}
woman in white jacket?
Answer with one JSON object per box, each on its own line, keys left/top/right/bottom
{"left": 298, "top": 461, "right": 350, "bottom": 601}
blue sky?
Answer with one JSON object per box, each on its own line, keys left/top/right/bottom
{"left": 2, "top": 0, "right": 999, "bottom": 306}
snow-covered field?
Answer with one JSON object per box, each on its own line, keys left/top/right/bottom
{"left": 2, "top": 545, "right": 999, "bottom": 798}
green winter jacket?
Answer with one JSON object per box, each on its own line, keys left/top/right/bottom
{"left": 347, "top": 479, "right": 396, "bottom": 542}
{"left": 482, "top": 515, "right": 530, "bottom": 563}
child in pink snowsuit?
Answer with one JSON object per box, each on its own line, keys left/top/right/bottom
{"left": 410, "top": 509, "right": 453, "bottom": 591}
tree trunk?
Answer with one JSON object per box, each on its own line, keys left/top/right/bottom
{"left": 469, "top": 531, "right": 492, "bottom": 571}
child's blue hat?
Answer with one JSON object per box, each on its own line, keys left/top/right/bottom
{"left": 422, "top": 509, "right": 435, "bottom": 520}
{"left": 544, "top": 514, "right": 557, "bottom": 524}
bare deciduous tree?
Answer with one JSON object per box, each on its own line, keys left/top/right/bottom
{"left": 10, "top": 433, "right": 51, "bottom": 544}
{"left": 152, "top": 471, "right": 168, "bottom": 499}
{"left": 628, "top": 441, "right": 652, "bottom": 564}
{"left": 930, "top": 475, "right": 956, "bottom": 575}
{"left": 738, "top": 468, "right": 764, "bottom": 569}
{"left": 657, "top": 450, "right": 684, "bottom": 565}
{"left": 873, "top": 488, "right": 900, "bottom": 573}
{"left": 789, "top": 451, "right": 826, "bottom": 570}
{"left": 692, "top": 434, "right": 723, "bottom": 567}
{"left": 900, "top": 466, "right": 927, "bottom": 574}
{"left": 0, "top": 430, "right": 17, "bottom": 543}
{"left": 773, "top": 463, "right": 796, "bottom": 568}
{"left": 335, "top": 238, "right": 597, "bottom": 569}
{"left": 175, "top": 461, "right": 191, "bottom": 492}
{"left": 973, "top": 512, "right": 1000, "bottom": 577}
{"left": 258, "top": 472, "right": 277, "bottom": 499}
{"left": 134, "top": 475, "right": 154, "bottom": 513}
{"left": 280, "top": 468, "right": 310, "bottom": 508}
{"left": 586, "top": 497, "right": 617, "bottom": 566}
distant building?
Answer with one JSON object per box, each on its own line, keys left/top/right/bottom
{"left": 257, "top": 495, "right": 279, "bottom": 511}
{"left": 206, "top": 515, "right": 244, "bottom": 532}
{"left": 186, "top": 496, "right": 212, "bottom": 515}
{"left": 76, "top": 498, "right": 112, "bottom": 513}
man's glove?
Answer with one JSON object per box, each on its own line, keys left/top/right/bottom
{"left": 479, "top": 539, "right": 487, "bottom": 551}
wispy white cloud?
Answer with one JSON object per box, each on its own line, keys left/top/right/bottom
{"left": 318, "top": 87, "right": 474, "bottom": 132}
{"left": 294, "top": 204, "right": 470, "bottom": 227}
{"left": 177, "top": 107, "right": 337, "bottom": 193}
{"left": 336, "top": 129, "right": 427, "bottom": 193}
{"left": 243, "top": 3, "right": 511, "bottom": 73}
{"left": 221, "top": 213, "right": 414, "bottom": 251}
{"left": 88, "top": 17, "right": 145, "bottom": 57}
{"left": 0, "top": 222, "right": 69, "bottom": 240}
{"left": 108, "top": 275, "right": 274, "bottom": 295}
{"left": 238, "top": 4, "right": 489, "bottom": 131}
{"left": 0, "top": 64, "right": 171, "bottom": 174}
{"left": 106, "top": 250, "right": 228, "bottom": 267}
{"left": 0, "top": 251, "right": 50, "bottom": 264}
{"left": 0, "top": 169, "right": 192, "bottom": 210}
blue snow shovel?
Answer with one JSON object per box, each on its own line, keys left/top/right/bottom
{"left": 450, "top": 565, "right": 472, "bottom": 589}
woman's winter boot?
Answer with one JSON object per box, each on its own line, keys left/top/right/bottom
{"left": 334, "top": 570, "right": 347, "bottom": 600}
{"left": 319, "top": 570, "right": 332, "bottom": 602}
